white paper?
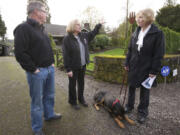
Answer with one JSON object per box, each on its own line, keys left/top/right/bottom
{"left": 173, "top": 69, "right": 178, "bottom": 76}
{"left": 142, "top": 76, "right": 156, "bottom": 89}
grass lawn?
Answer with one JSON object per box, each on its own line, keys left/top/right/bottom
{"left": 89, "top": 48, "right": 125, "bottom": 61}
{"left": 87, "top": 48, "right": 125, "bottom": 72}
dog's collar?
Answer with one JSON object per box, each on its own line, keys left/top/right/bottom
{"left": 112, "top": 99, "right": 120, "bottom": 107}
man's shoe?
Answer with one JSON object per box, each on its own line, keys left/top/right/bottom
{"left": 124, "top": 106, "right": 133, "bottom": 113}
{"left": 71, "top": 104, "right": 80, "bottom": 110}
{"left": 79, "top": 101, "right": 88, "bottom": 107}
{"left": 137, "top": 115, "right": 146, "bottom": 124}
{"left": 34, "top": 130, "right": 44, "bottom": 135}
{"left": 45, "top": 113, "right": 62, "bottom": 121}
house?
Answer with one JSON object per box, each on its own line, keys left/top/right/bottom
{"left": 44, "top": 23, "right": 91, "bottom": 46}
{"left": 0, "top": 42, "right": 11, "bottom": 56}
{"left": 81, "top": 23, "right": 91, "bottom": 32}
{"left": 44, "top": 23, "right": 66, "bottom": 46}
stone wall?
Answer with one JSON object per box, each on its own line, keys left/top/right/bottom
{"left": 94, "top": 55, "right": 180, "bottom": 84}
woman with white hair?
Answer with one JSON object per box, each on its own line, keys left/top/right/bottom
{"left": 124, "top": 8, "right": 165, "bottom": 124}
{"left": 62, "top": 19, "right": 104, "bottom": 110}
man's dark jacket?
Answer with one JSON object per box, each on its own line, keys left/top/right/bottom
{"left": 125, "top": 24, "right": 165, "bottom": 87}
{"left": 62, "top": 24, "right": 102, "bottom": 72}
{"left": 14, "top": 18, "right": 54, "bottom": 72}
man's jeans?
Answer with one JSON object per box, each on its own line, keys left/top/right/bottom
{"left": 26, "top": 65, "right": 55, "bottom": 132}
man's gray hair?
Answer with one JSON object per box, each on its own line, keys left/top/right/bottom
{"left": 27, "top": 1, "right": 45, "bottom": 15}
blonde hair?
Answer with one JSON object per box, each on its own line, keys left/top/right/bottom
{"left": 136, "top": 8, "right": 155, "bottom": 24}
{"left": 66, "top": 19, "right": 80, "bottom": 34}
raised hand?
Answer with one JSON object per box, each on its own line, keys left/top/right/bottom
{"left": 128, "top": 12, "right": 136, "bottom": 24}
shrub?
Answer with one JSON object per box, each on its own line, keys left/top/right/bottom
{"left": 89, "top": 39, "right": 96, "bottom": 51}
{"left": 110, "top": 37, "right": 120, "bottom": 47}
{"left": 48, "top": 34, "right": 56, "bottom": 50}
{"left": 92, "top": 34, "right": 110, "bottom": 50}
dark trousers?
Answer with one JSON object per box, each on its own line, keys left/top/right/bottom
{"left": 126, "top": 85, "right": 150, "bottom": 117}
{"left": 68, "top": 66, "right": 86, "bottom": 105}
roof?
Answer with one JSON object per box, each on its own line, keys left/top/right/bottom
{"left": 0, "top": 44, "right": 10, "bottom": 48}
{"left": 81, "top": 28, "right": 90, "bottom": 32}
{"left": 44, "top": 23, "right": 66, "bottom": 37}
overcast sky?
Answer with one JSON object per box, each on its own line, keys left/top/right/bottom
{"left": 0, "top": 0, "right": 180, "bottom": 39}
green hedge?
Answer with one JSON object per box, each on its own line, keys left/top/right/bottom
{"left": 160, "top": 26, "right": 180, "bottom": 54}
{"left": 94, "top": 55, "right": 180, "bottom": 84}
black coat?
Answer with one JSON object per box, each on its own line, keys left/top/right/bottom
{"left": 62, "top": 24, "right": 102, "bottom": 72}
{"left": 14, "top": 18, "right": 54, "bottom": 72}
{"left": 125, "top": 24, "right": 165, "bottom": 87}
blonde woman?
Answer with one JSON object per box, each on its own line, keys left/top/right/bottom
{"left": 124, "top": 9, "right": 165, "bottom": 123}
{"left": 62, "top": 19, "right": 103, "bottom": 110}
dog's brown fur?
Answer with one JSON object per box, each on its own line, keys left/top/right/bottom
{"left": 94, "top": 91, "right": 135, "bottom": 128}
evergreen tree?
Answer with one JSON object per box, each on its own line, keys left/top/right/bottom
{"left": 156, "top": 4, "right": 180, "bottom": 32}
{"left": 0, "top": 14, "right": 7, "bottom": 41}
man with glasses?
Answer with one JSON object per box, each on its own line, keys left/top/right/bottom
{"left": 14, "top": 2, "right": 61, "bottom": 135}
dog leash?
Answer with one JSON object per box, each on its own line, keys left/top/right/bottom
{"left": 119, "top": 70, "right": 128, "bottom": 106}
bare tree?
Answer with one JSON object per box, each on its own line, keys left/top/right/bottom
{"left": 164, "top": 0, "right": 177, "bottom": 6}
{"left": 80, "top": 6, "right": 104, "bottom": 30}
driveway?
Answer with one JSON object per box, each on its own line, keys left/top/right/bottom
{"left": 0, "top": 57, "right": 180, "bottom": 135}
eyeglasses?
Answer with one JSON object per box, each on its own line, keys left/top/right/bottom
{"left": 38, "top": 8, "right": 46, "bottom": 14}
